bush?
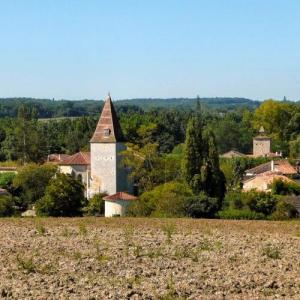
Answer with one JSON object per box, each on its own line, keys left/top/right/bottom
{"left": 13, "top": 164, "right": 57, "bottom": 210}
{"left": 0, "top": 172, "right": 16, "bottom": 190}
{"left": 243, "top": 191, "right": 277, "bottom": 215}
{"left": 127, "top": 181, "right": 193, "bottom": 217}
{"left": 223, "top": 191, "right": 244, "bottom": 210}
{"left": 271, "top": 200, "right": 298, "bottom": 220}
{"left": 184, "top": 192, "right": 219, "bottom": 218}
{"left": 271, "top": 179, "right": 300, "bottom": 196}
{"left": 83, "top": 193, "right": 107, "bottom": 216}
{"left": 35, "top": 173, "right": 85, "bottom": 217}
{"left": 218, "top": 209, "right": 265, "bottom": 220}
{"left": 0, "top": 195, "right": 15, "bottom": 217}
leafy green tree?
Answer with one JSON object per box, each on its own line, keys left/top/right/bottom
{"left": 0, "top": 172, "right": 16, "bottom": 191}
{"left": 35, "top": 173, "right": 85, "bottom": 217}
{"left": 289, "top": 135, "right": 300, "bottom": 159}
{"left": 127, "top": 181, "right": 192, "bottom": 217}
{"left": 182, "top": 116, "right": 203, "bottom": 190}
{"left": 182, "top": 118, "right": 225, "bottom": 199}
{"left": 0, "top": 195, "right": 15, "bottom": 217}
{"left": 184, "top": 192, "right": 219, "bottom": 218}
{"left": 13, "top": 164, "right": 57, "bottom": 210}
{"left": 83, "top": 193, "right": 107, "bottom": 216}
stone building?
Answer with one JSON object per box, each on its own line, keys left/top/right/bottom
{"left": 88, "top": 95, "right": 132, "bottom": 198}
{"left": 51, "top": 95, "right": 134, "bottom": 215}
{"left": 253, "top": 126, "right": 271, "bottom": 157}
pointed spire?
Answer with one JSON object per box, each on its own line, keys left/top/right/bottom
{"left": 90, "top": 94, "right": 124, "bottom": 143}
{"left": 259, "top": 126, "right": 265, "bottom": 134}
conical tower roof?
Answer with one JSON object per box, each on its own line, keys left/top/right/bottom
{"left": 90, "top": 94, "right": 124, "bottom": 143}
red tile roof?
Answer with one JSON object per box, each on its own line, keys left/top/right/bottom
{"left": 103, "top": 192, "right": 137, "bottom": 201}
{"left": 90, "top": 95, "right": 124, "bottom": 143}
{"left": 48, "top": 153, "right": 71, "bottom": 163}
{"left": 59, "top": 152, "right": 90, "bottom": 165}
{"left": 245, "top": 160, "right": 297, "bottom": 176}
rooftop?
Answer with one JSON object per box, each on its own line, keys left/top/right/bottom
{"left": 103, "top": 192, "right": 137, "bottom": 201}
{"left": 90, "top": 95, "right": 124, "bottom": 143}
{"left": 59, "top": 152, "right": 91, "bottom": 166}
{"left": 245, "top": 160, "right": 297, "bottom": 176}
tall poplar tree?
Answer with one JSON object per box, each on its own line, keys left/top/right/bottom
{"left": 182, "top": 117, "right": 225, "bottom": 199}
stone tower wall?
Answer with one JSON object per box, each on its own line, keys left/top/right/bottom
{"left": 253, "top": 138, "right": 271, "bottom": 157}
{"left": 90, "top": 142, "right": 117, "bottom": 196}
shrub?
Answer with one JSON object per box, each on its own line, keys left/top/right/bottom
{"left": 83, "top": 193, "right": 107, "bottom": 216}
{"left": 35, "top": 173, "right": 85, "bottom": 217}
{"left": 184, "top": 192, "right": 219, "bottom": 218}
{"left": 271, "top": 179, "right": 300, "bottom": 196}
{"left": 271, "top": 200, "right": 298, "bottom": 220}
{"left": 128, "top": 181, "right": 193, "bottom": 217}
{"left": 223, "top": 191, "right": 244, "bottom": 210}
{"left": 13, "top": 164, "right": 57, "bottom": 210}
{"left": 0, "top": 172, "right": 16, "bottom": 190}
{"left": 243, "top": 191, "right": 277, "bottom": 215}
{"left": 0, "top": 195, "right": 15, "bottom": 217}
{"left": 218, "top": 209, "right": 265, "bottom": 220}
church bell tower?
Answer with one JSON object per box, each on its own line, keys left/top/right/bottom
{"left": 89, "top": 94, "right": 130, "bottom": 197}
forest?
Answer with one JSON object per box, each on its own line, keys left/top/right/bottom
{"left": 0, "top": 97, "right": 261, "bottom": 118}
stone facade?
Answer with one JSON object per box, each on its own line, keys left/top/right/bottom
{"left": 253, "top": 126, "right": 271, "bottom": 157}
{"left": 253, "top": 137, "right": 271, "bottom": 157}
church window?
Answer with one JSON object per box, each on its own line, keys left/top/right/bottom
{"left": 104, "top": 128, "right": 111, "bottom": 137}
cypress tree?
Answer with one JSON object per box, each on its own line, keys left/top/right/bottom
{"left": 182, "top": 116, "right": 203, "bottom": 186}
{"left": 182, "top": 119, "right": 225, "bottom": 199}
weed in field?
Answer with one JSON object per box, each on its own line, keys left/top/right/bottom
{"left": 198, "top": 238, "right": 214, "bottom": 251}
{"left": 262, "top": 244, "right": 281, "bottom": 259}
{"left": 73, "top": 251, "right": 82, "bottom": 261}
{"left": 146, "top": 247, "right": 164, "bottom": 259}
{"left": 174, "top": 247, "right": 198, "bottom": 262}
{"left": 123, "top": 224, "right": 134, "bottom": 256}
{"left": 78, "top": 223, "right": 87, "bottom": 236}
{"left": 35, "top": 221, "right": 46, "bottom": 235}
{"left": 16, "top": 255, "right": 37, "bottom": 273}
{"left": 61, "top": 226, "right": 71, "bottom": 237}
{"left": 94, "top": 241, "right": 109, "bottom": 263}
{"left": 162, "top": 223, "right": 177, "bottom": 244}
{"left": 133, "top": 245, "right": 142, "bottom": 258}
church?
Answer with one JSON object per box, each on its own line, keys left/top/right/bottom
{"left": 49, "top": 95, "right": 136, "bottom": 217}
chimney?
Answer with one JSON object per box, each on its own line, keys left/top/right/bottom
{"left": 271, "top": 160, "right": 274, "bottom": 172}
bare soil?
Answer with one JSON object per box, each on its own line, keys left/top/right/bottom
{"left": 0, "top": 217, "right": 300, "bottom": 299}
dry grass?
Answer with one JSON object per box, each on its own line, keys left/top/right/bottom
{"left": 1, "top": 217, "right": 300, "bottom": 299}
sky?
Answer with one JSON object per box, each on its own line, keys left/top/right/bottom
{"left": 0, "top": 0, "right": 300, "bottom": 101}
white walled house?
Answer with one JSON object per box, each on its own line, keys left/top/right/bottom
{"left": 103, "top": 192, "right": 137, "bottom": 217}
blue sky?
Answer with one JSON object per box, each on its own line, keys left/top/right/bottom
{"left": 0, "top": 0, "right": 299, "bottom": 100}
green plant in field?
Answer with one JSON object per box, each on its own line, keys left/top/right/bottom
{"left": 262, "top": 244, "right": 281, "bottom": 259}
{"left": 198, "top": 238, "right": 214, "bottom": 251}
{"left": 78, "top": 223, "right": 87, "bottom": 236}
{"left": 61, "top": 226, "right": 71, "bottom": 237}
{"left": 123, "top": 225, "right": 134, "bottom": 256}
{"left": 161, "top": 223, "right": 177, "bottom": 244}
{"left": 73, "top": 251, "right": 82, "bottom": 261}
{"left": 133, "top": 245, "right": 143, "bottom": 258}
{"left": 94, "top": 241, "right": 109, "bottom": 263}
{"left": 146, "top": 247, "right": 163, "bottom": 259}
{"left": 35, "top": 220, "right": 46, "bottom": 235}
{"left": 16, "top": 255, "right": 37, "bottom": 273}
